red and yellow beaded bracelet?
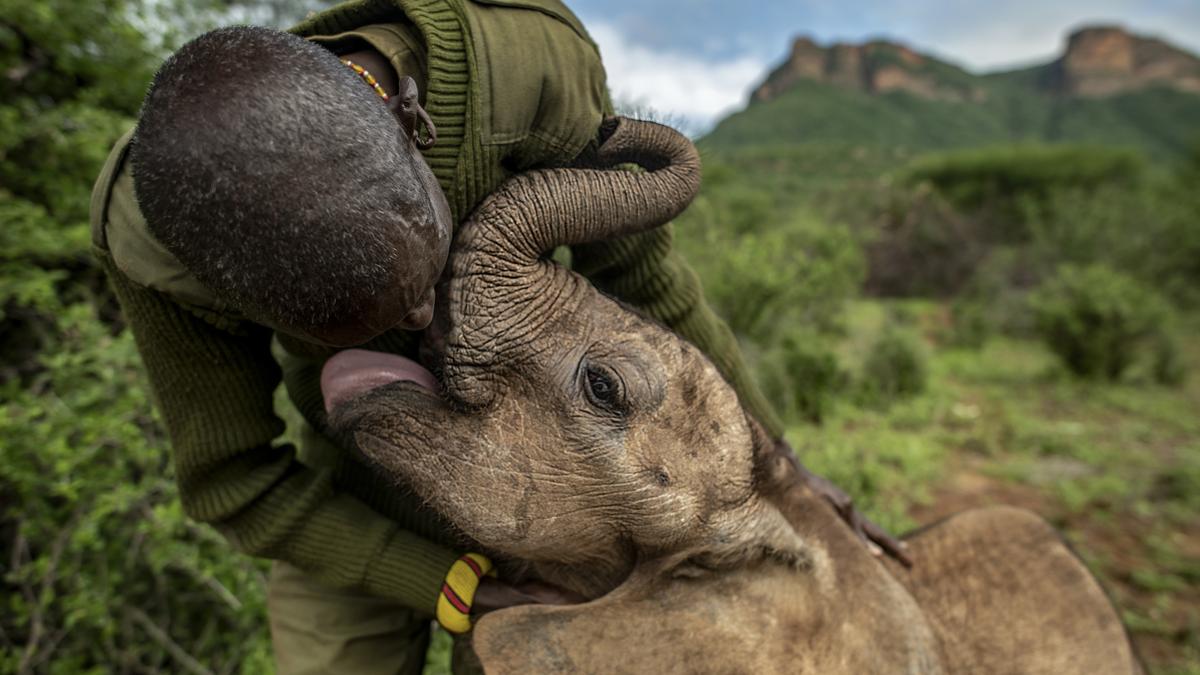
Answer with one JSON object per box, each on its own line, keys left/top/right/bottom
{"left": 342, "top": 59, "right": 390, "bottom": 102}
{"left": 437, "top": 553, "right": 495, "bottom": 634}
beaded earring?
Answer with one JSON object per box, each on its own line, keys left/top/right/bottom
{"left": 342, "top": 60, "right": 437, "bottom": 150}
{"left": 341, "top": 59, "right": 390, "bottom": 102}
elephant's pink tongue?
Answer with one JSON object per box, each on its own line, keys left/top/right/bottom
{"left": 321, "top": 349, "right": 438, "bottom": 415}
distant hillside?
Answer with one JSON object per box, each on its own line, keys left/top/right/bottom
{"left": 705, "top": 26, "right": 1200, "bottom": 160}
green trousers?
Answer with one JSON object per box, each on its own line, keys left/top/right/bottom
{"left": 267, "top": 562, "right": 485, "bottom": 675}
{"left": 268, "top": 561, "right": 433, "bottom": 674}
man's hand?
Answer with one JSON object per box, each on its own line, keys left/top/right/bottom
{"left": 776, "top": 439, "right": 913, "bottom": 567}
{"left": 471, "top": 577, "right": 587, "bottom": 617}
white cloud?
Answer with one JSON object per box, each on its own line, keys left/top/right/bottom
{"left": 588, "top": 22, "right": 769, "bottom": 136}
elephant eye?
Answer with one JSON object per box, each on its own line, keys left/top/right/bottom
{"left": 584, "top": 364, "right": 624, "bottom": 411}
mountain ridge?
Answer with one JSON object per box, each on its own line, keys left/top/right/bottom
{"left": 704, "top": 25, "right": 1200, "bottom": 160}
{"left": 751, "top": 25, "right": 1200, "bottom": 105}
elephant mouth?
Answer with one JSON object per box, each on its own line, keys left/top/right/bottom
{"left": 321, "top": 348, "right": 442, "bottom": 415}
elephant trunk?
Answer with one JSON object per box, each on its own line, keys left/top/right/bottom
{"left": 453, "top": 117, "right": 700, "bottom": 273}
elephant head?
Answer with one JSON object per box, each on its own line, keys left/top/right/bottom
{"left": 322, "top": 118, "right": 809, "bottom": 597}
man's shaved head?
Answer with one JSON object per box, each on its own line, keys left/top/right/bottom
{"left": 132, "top": 26, "right": 451, "bottom": 343}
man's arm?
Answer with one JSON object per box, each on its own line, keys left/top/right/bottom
{"left": 100, "top": 256, "right": 460, "bottom": 611}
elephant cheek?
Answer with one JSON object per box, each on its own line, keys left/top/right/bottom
{"left": 351, "top": 427, "right": 450, "bottom": 488}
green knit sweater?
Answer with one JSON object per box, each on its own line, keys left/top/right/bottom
{"left": 93, "top": 0, "right": 783, "bottom": 617}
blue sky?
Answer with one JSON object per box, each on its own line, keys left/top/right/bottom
{"left": 565, "top": 0, "right": 1200, "bottom": 134}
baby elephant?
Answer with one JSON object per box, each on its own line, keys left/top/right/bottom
{"left": 322, "top": 118, "right": 1140, "bottom": 674}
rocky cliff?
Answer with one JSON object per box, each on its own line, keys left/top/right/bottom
{"left": 1052, "top": 26, "right": 1200, "bottom": 97}
{"left": 751, "top": 26, "right": 1200, "bottom": 104}
{"left": 751, "top": 38, "right": 983, "bottom": 103}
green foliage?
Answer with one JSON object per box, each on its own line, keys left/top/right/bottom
{"left": 677, "top": 202, "right": 865, "bottom": 344}
{"left": 947, "top": 296, "right": 991, "bottom": 349}
{"left": 856, "top": 327, "right": 928, "bottom": 405}
{"left": 707, "top": 80, "right": 1015, "bottom": 153}
{"left": 2, "top": 304, "right": 272, "bottom": 672}
{"left": 1030, "top": 264, "right": 1181, "bottom": 382}
{"left": 862, "top": 184, "right": 987, "bottom": 296}
{"left": 948, "top": 247, "right": 1042, "bottom": 343}
{"left": 759, "top": 333, "right": 848, "bottom": 424}
{"left": 1021, "top": 170, "right": 1200, "bottom": 309}
{"left": 1152, "top": 333, "right": 1187, "bottom": 387}
{"left": 903, "top": 144, "right": 1145, "bottom": 211}
{"left": 900, "top": 145, "right": 1145, "bottom": 248}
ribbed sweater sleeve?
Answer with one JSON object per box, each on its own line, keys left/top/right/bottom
{"left": 572, "top": 226, "right": 786, "bottom": 439}
{"left": 100, "top": 256, "right": 459, "bottom": 614}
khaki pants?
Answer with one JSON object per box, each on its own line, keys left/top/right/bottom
{"left": 267, "top": 562, "right": 484, "bottom": 675}
{"left": 268, "top": 561, "right": 432, "bottom": 675}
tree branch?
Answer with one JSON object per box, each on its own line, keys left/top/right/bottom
{"left": 126, "top": 607, "right": 214, "bottom": 675}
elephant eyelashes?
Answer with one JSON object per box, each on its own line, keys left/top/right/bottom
{"left": 583, "top": 364, "right": 625, "bottom": 412}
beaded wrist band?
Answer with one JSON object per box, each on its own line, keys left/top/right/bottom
{"left": 342, "top": 59, "right": 390, "bottom": 102}
{"left": 437, "top": 553, "right": 495, "bottom": 634}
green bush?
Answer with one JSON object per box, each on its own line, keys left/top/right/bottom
{"left": 1152, "top": 333, "right": 1187, "bottom": 387}
{"left": 902, "top": 144, "right": 1145, "bottom": 231}
{"left": 1030, "top": 264, "right": 1181, "bottom": 382}
{"left": 856, "top": 328, "right": 928, "bottom": 406}
{"left": 947, "top": 296, "right": 991, "bottom": 349}
{"left": 947, "top": 247, "right": 1043, "bottom": 345}
{"left": 862, "top": 185, "right": 988, "bottom": 297}
{"left": 759, "top": 334, "right": 848, "bottom": 424}
{"left": 678, "top": 206, "right": 865, "bottom": 344}
{"left": 1019, "top": 172, "right": 1200, "bottom": 308}
{"left": 2, "top": 304, "right": 274, "bottom": 672}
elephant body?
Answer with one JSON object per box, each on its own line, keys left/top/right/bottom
{"left": 473, "top": 503, "right": 1140, "bottom": 674}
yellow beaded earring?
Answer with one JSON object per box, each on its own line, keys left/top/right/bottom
{"left": 341, "top": 59, "right": 390, "bottom": 102}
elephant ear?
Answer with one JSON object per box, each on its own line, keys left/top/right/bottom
{"left": 471, "top": 563, "right": 811, "bottom": 675}
{"left": 891, "top": 506, "right": 1142, "bottom": 675}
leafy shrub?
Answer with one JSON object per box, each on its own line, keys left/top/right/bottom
{"left": 678, "top": 206, "right": 865, "bottom": 344}
{"left": 863, "top": 184, "right": 989, "bottom": 297}
{"left": 1030, "top": 264, "right": 1181, "bottom": 382}
{"left": 759, "top": 334, "right": 848, "bottom": 424}
{"left": 856, "top": 328, "right": 928, "bottom": 405}
{"left": 1151, "top": 333, "right": 1187, "bottom": 387}
{"left": 946, "top": 247, "right": 1044, "bottom": 346}
{"left": 2, "top": 304, "right": 274, "bottom": 673}
{"left": 1018, "top": 173, "right": 1200, "bottom": 308}
{"left": 901, "top": 144, "right": 1145, "bottom": 238}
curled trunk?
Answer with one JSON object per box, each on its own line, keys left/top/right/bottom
{"left": 434, "top": 118, "right": 701, "bottom": 408}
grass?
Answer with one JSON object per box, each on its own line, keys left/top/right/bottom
{"left": 791, "top": 300, "right": 1200, "bottom": 673}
